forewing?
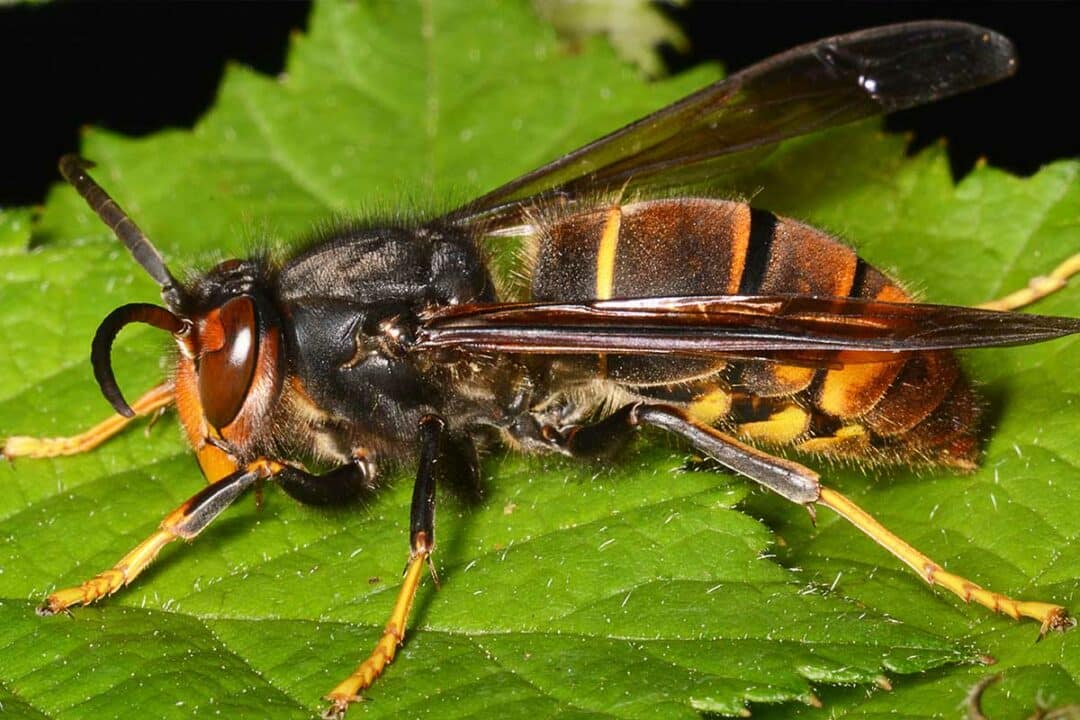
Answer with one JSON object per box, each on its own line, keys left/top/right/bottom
{"left": 417, "top": 296, "right": 1080, "bottom": 365}
{"left": 448, "top": 21, "right": 1016, "bottom": 230}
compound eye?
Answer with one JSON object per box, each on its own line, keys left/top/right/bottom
{"left": 198, "top": 297, "right": 258, "bottom": 430}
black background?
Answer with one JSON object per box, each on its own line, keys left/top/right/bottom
{"left": 1, "top": 2, "right": 1076, "bottom": 207}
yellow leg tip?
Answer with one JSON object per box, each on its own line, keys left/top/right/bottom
{"left": 40, "top": 591, "right": 77, "bottom": 615}
{"left": 321, "top": 554, "right": 429, "bottom": 717}
{"left": 38, "top": 569, "right": 128, "bottom": 615}
{"left": 36, "top": 598, "right": 70, "bottom": 617}
{"left": 2, "top": 436, "right": 60, "bottom": 460}
{"left": 40, "top": 592, "right": 82, "bottom": 616}
{"left": 1035, "top": 605, "right": 1073, "bottom": 636}
{"left": 817, "top": 488, "right": 1073, "bottom": 634}
{"left": 38, "top": 587, "right": 90, "bottom": 616}
{"left": 321, "top": 695, "right": 356, "bottom": 720}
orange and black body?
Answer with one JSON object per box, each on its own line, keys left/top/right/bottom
{"left": 157, "top": 194, "right": 996, "bottom": 509}
{"left": 523, "top": 198, "right": 981, "bottom": 470}
{"left": 9, "top": 21, "right": 1080, "bottom": 719}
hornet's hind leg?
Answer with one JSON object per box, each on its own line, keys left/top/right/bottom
{"left": 563, "top": 402, "right": 1070, "bottom": 632}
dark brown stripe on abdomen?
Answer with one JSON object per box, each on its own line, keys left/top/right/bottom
{"left": 737, "top": 208, "right": 776, "bottom": 295}
{"left": 739, "top": 215, "right": 860, "bottom": 397}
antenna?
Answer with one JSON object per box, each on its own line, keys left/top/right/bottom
{"left": 59, "top": 155, "right": 183, "bottom": 309}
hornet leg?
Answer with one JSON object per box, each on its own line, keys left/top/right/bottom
{"left": 978, "top": 252, "right": 1080, "bottom": 311}
{"left": 581, "top": 403, "right": 1070, "bottom": 631}
{"left": 274, "top": 438, "right": 480, "bottom": 508}
{"left": 275, "top": 452, "right": 377, "bottom": 506}
{"left": 3, "top": 382, "right": 174, "bottom": 460}
{"left": 38, "top": 458, "right": 281, "bottom": 615}
{"left": 563, "top": 402, "right": 819, "bottom": 503}
{"left": 816, "top": 487, "right": 1069, "bottom": 633}
{"left": 323, "top": 414, "right": 446, "bottom": 719}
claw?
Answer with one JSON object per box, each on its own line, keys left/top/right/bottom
{"left": 36, "top": 593, "right": 76, "bottom": 617}
{"left": 322, "top": 694, "right": 365, "bottom": 720}
{"left": 320, "top": 698, "right": 348, "bottom": 720}
{"left": 1038, "top": 606, "right": 1075, "bottom": 639}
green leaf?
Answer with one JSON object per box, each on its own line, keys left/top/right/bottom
{"left": 1, "top": 2, "right": 1077, "bottom": 719}
{"left": 744, "top": 154, "right": 1080, "bottom": 717}
{"left": 0, "top": 208, "right": 34, "bottom": 253}
{"left": 532, "top": 0, "right": 688, "bottom": 77}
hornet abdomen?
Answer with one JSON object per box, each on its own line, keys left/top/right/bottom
{"left": 528, "top": 198, "right": 980, "bottom": 469}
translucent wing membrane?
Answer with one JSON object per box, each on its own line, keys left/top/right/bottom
{"left": 417, "top": 296, "right": 1080, "bottom": 363}
{"left": 449, "top": 21, "right": 1016, "bottom": 229}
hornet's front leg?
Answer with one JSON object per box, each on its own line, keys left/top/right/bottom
{"left": 3, "top": 382, "right": 174, "bottom": 461}
{"left": 323, "top": 414, "right": 451, "bottom": 719}
{"left": 39, "top": 458, "right": 282, "bottom": 615}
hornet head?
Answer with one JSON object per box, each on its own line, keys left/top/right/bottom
{"left": 61, "top": 156, "right": 281, "bottom": 437}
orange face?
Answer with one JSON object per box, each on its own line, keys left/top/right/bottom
{"left": 173, "top": 294, "right": 282, "bottom": 483}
